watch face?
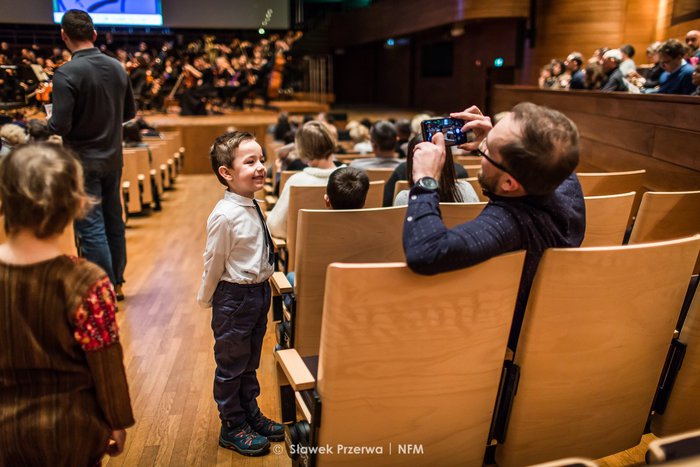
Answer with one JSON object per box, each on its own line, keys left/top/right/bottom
{"left": 419, "top": 177, "right": 439, "bottom": 190}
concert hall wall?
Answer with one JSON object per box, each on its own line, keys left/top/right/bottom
{"left": 333, "top": 19, "right": 521, "bottom": 113}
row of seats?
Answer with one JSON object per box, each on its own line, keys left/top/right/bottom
{"left": 121, "top": 131, "right": 185, "bottom": 216}
{"left": 256, "top": 156, "right": 700, "bottom": 465}
{"left": 275, "top": 237, "right": 700, "bottom": 466}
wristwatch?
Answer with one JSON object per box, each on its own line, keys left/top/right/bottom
{"left": 416, "top": 176, "right": 439, "bottom": 192}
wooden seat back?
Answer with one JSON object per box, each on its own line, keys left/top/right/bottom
{"left": 629, "top": 191, "right": 700, "bottom": 244}
{"left": 496, "top": 236, "right": 700, "bottom": 466}
{"left": 293, "top": 207, "right": 407, "bottom": 356}
{"left": 581, "top": 192, "right": 636, "bottom": 247}
{"left": 315, "top": 253, "right": 525, "bottom": 465}
{"left": 121, "top": 148, "right": 143, "bottom": 214}
{"left": 365, "top": 168, "right": 395, "bottom": 183}
{"left": 365, "top": 180, "right": 384, "bottom": 208}
{"left": 440, "top": 202, "right": 487, "bottom": 228}
{"left": 652, "top": 286, "right": 700, "bottom": 436}
{"left": 577, "top": 170, "right": 646, "bottom": 197}
{"left": 287, "top": 185, "right": 329, "bottom": 272}
{"left": 278, "top": 170, "right": 296, "bottom": 197}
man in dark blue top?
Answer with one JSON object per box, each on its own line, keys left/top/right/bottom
{"left": 403, "top": 103, "right": 585, "bottom": 350}
{"left": 650, "top": 39, "right": 697, "bottom": 95}
{"left": 48, "top": 9, "right": 135, "bottom": 297}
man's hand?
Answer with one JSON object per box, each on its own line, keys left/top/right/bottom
{"left": 412, "top": 132, "right": 446, "bottom": 183}
{"left": 106, "top": 429, "right": 127, "bottom": 457}
{"left": 450, "top": 105, "right": 493, "bottom": 151}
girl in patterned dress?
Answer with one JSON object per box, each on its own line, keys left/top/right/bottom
{"left": 0, "top": 142, "right": 134, "bottom": 466}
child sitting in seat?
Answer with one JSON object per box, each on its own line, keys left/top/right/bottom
{"left": 0, "top": 143, "right": 134, "bottom": 466}
{"left": 325, "top": 166, "right": 370, "bottom": 209}
{"left": 197, "top": 131, "right": 284, "bottom": 457}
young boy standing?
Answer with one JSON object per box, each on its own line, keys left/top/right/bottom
{"left": 197, "top": 131, "right": 283, "bottom": 456}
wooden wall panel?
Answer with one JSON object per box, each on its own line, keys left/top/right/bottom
{"left": 329, "top": 0, "right": 528, "bottom": 46}
{"left": 492, "top": 85, "right": 700, "bottom": 192}
{"left": 522, "top": 0, "right": 700, "bottom": 85}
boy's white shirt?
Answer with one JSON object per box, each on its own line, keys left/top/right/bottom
{"left": 196, "top": 189, "right": 274, "bottom": 308}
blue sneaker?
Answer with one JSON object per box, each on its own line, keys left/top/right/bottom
{"left": 247, "top": 410, "right": 285, "bottom": 442}
{"left": 219, "top": 422, "right": 270, "bottom": 456}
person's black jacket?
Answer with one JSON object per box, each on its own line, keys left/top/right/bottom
{"left": 601, "top": 67, "right": 628, "bottom": 92}
{"left": 48, "top": 47, "right": 135, "bottom": 171}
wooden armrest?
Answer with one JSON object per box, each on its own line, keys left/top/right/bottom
{"left": 265, "top": 195, "right": 277, "bottom": 206}
{"left": 150, "top": 169, "right": 157, "bottom": 176}
{"left": 159, "top": 164, "right": 167, "bottom": 171}
{"left": 137, "top": 174, "right": 145, "bottom": 181}
{"left": 122, "top": 181, "right": 131, "bottom": 189}
{"left": 272, "top": 237, "right": 286, "bottom": 249}
{"left": 283, "top": 308, "right": 292, "bottom": 322}
{"left": 265, "top": 177, "right": 272, "bottom": 185}
{"left": 263, "top": 185, "right": 274, "bottom": 195}
{"left": 295, "top": 392, "right": 312, "bottom": 423}
{"left": 271, "top": 271, "right": 293, "bottom": 295}
{"left": 275, "top": 348, "right": 315, "bottom": 391}
{"left": 178, "top": 146, "right": 185, "bottom": 154}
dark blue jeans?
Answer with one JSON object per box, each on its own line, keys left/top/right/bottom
{"left": 74, "top": 167, "right": 126, "bottom": 286}
{"left": 212, "top": 280, "right": 271, "bottom": 426}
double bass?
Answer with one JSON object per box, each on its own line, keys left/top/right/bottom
{"left": 266, "top": 49, "right": 286, "bottom": 100}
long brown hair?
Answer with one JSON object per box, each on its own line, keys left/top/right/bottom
{"left": 406, "top": 134, "right": 462, "bottom": 202}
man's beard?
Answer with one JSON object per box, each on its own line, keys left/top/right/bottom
{"left": 477, "top": 169, "right": 498, "bottom": 195}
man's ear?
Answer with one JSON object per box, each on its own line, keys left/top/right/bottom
{"left": 92, "top": 30, "right": 97, "bottom": 43}
{"left": 500, "top": 174, "right": 526, "bottom": 196}
{"left": 218, "top": 165, "right": 234, "bottom": 181}
{"left": 324, "top": 194, "right": 332, "bottom": 208}
{"left": 60, "top": 29, "right": 67, "bottom": 43}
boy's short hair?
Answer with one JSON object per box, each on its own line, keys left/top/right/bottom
{"left": 370, "top": 121, "right": 398, "bottom": 151}
{"left": 61, "top": 10, "right": 95, "bottom": 42}
{"left": 0, "top": 143, "right": 93, "bottom": 238}
{"left": 326, "top": 167, "right": 370, "bottom": 210}
{"left": 210, "top": 131, "right": 256, "bottom": 187}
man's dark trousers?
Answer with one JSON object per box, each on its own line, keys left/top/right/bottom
{"left": 211, "top": 280, "right": 271, "bottom": 426}
{"left": 75, "top": 167, "right": 126, "bottom": 287}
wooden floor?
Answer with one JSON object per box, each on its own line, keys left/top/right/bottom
{"left": 105, "top": 174, "right": 289, "bottom": 467}
{"left": 106, "top": 173, "right": 656, "bottom": 467}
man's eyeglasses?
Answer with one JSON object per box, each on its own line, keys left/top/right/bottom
{"left": 474, "top": 147, "right": 511, "bottom": 175}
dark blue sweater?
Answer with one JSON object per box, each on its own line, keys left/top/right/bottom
{"left": 403, "top": 173, "right": 586, "bottom": 349}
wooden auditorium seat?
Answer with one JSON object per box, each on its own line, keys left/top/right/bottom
{"left": 440, "top": 202, "right": 487, "bottom": 228}
{"left": 646, "top": 429, "right": 700, "bottom": 464}
{"left": 365, "top": 167, "right": 394, "bottom": 184}
{"left": 628, "top": 191, "right": 700, "bottom": 245}
{"left": 333, "top": 153, "right": 374, "bottom": 164}
{"left": 393, "top": 179, "right": 409, "bottom": 203}
{"left": 121, "top": 149, "right": 143, "bottom": 214}
{"left": 577, "top": 170, "right": 646, "bottom": 197}
{"left": 529, "top": 459, "right": 598, "bottom": 467}
{"left": 651, "top": 286, "right": 700, "bottom": 437}
{"left": 278, "top": 170, "right": 296, "bottom": 197}
{"left": 275, "top": 252, "right": 525, "bottom": 465}
{"left": 494, "top": 236, "right": 700, "bottom": 467}
{"left": 581, "top": 192, "right": 636, "bottom": 247}
{"left": 272, "top": 181, "right": 385, "bottom": 273}
{"left": 273, "top": 206, "right": 407, "bottom": 356}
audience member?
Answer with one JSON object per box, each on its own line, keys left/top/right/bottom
{"left": 395, "top": 118, "right": 412, "bottom": 158}
{"left": 393, "top": 135, "right": 478, "bottom": 206}
{"left": 403, "top": 103, "right": 585, "bottom": 350}
{"left": 649, "top": 39, "right": 696, "bottom": 95}
{"left": 267, "top": 121, "right": 339, "bottom": 239}
{"left": 619, "top": 44, "right": 637, "bottom": 76}
{"left": 0, "top": 123, "right": 28, "bottom": 157}
{"left": 565, "top": 52, "right": 586, "bottom": 90}
{"left": 601, "top": 49, "right": 629, "bottom": 92}
{"left": 197, "top": 131, "right": 283, "bottom": 456}
{"left": 584, "top": 63, "right": 606, "bottom": 90}
{"left": 47, "top": 10, "right": 136, "bottom": 300}
{"left": 0, "top": 142, "right": 134, "bottom": 465}
{"left": 349, "top": 120, "right": 401, "bottom": 170}
{"left": 325, "top": 166, "right": 370, "bottom": 209}
{"left": 691, "top": 59, "right": 700, "bottom": 96}
{"left": 27, "top": 119, "right": 53, "bottom": 142}
{"left": 686, "top": 30, "right": 700, "bottom": 59}
{"left": 641, "top": 41, "right": 664, "bottom": 89}
{"left": 349, "top": 123, "right": 372, "bottom": 153}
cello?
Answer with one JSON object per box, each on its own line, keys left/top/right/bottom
{"left": 266, "top": 49, "right": 286, "bottom": 100}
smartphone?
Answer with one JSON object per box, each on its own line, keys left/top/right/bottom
{"left": 421, "top": 117, "right": 474, "bottom": 147}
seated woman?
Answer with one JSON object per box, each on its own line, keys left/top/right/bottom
{"left": 267, "top": 120, "right": 341, "bottom": 239}
{"left": 0, "top": 142, "right": 134, "bottom": 466}
{"left": 393, "top": 135, "right": 479, "bottom": 206}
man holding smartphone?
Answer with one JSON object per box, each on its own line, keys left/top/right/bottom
{"left": 403, "top": 103, "right": 585, "bottom": 351}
